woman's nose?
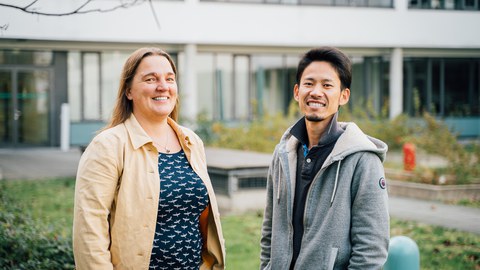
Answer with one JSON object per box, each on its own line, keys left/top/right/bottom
{"left": 155, "top": 79, "right": 167, "bottom": 90}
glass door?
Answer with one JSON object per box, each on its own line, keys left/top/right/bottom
{"left": 0, "top": 70, "right": 13, "bottom": 145}
{"left": 0, "top": 68, "right": 51, "bottom": 147}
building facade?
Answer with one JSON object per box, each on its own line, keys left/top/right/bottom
{"left": 0, "top": 0, "right": 479, "bottom": 147}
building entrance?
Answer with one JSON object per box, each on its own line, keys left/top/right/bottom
{"left": 0, "top": 67, "right": 53, "bottom": 147}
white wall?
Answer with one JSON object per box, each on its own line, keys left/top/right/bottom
{"left": 1, "top": 1, "right": 480, "bottom": 49}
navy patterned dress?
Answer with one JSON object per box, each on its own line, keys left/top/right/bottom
{"left": 149, "top": 150, "right": 209, "bottom": 270}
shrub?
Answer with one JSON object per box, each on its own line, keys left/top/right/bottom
{"left": 0, "top": 182, "right": 74, "bottom": 270}
{"left": 198, "top": 101, "right": 480, "bottom": 184}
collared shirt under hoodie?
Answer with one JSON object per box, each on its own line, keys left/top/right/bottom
{"left": 289, "top": 113, "right": 344, "bottom": 269}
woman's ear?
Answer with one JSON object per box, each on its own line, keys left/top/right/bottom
{"left": 126, "top": 89, "right": 132, "bottom": 100}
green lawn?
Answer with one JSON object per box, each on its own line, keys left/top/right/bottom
{"left": 2, "top": 178, "right": 479, "bottom": 269}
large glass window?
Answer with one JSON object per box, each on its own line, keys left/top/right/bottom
{"left": 409, "top": 0, "right": 480, "bottom": 10}
{"left": 444, "top": 59, "right": 479, "bottom": 116}
{"left": 252, "top": 55, "right": 284, "bottom": 117}
{"left": 202, "top": 0, "right": 393, "bottom": 7}
{"left": 195, "top": 53, "right": 216, "bottom": 119}
{"left": 251, "top": 55, "right": 297, "bottom": 118}
{"left": 193, "top": 52, "right": 299, "bottom": 122}
{"left": 234, "top": 55, "right": 251, "bottom": 120}
{"left": 68, "top": 51, "right": 130, "bottom": 122}
{"left": 350, "top": 55, "right": 389, "bottom": 115}
{"left": 68, "top": 52, "right": 82, "bottom": 121}
{"left": 101, "top": 51, "right": 130, "bottom": 120}
{"left": 216, "top": 54, "right": 234, "bottom": 120}
{"left": 83, "top": 53, "right": 101, "bottom": 120}
{"left": 0, "top": 50, "right": 53, "bottom": 66}
{"left": 403, "top": 58, "right": 480, "bottom": 117}
{"left": 193, "top": 51, "right": 390, "bottom": 122}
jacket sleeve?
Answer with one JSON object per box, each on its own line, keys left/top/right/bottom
{"left": 349, "top": 152, "right": 390, "bottom": 270}
{"left": 260, "top": 154, "right": 276, "bottom": 270}
{"left": 73, "top": 134, "right": 123, "bottom": 270}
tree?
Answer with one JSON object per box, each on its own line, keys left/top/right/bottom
{"left": 0, "top": 0, "right": 160, "bottom": 31}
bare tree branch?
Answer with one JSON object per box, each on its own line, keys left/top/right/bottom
{"left": 0, "top": 23, "right": 8, "bottom": 35}
{"left": 24, "top": 0, "right": 40, "bottom": 9}
{"left": 0, "top": 0, "right": 146, "bottom": 16}
{"left": 0, "top": 0, "right": 162, "bottom": 30}
{"left": 148, "top": 0, "right": 161, "bottom": 30}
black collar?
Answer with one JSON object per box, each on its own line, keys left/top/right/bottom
{"left": 290, "top": 113, "right": 343, "bottom": 148}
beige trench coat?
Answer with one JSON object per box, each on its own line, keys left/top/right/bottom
{"left": 73, "top": 114, "right": 225, "bottom": 270}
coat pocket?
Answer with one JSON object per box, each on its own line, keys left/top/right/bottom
{"left": 327, "top": 247, "right": 338, "bottom": 270}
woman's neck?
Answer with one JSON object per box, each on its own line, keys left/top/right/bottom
{"left": 133, "top": 113, "right": 170, "bottom": 138}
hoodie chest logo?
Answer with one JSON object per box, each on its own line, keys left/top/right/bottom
{"left": 379, "top": 177, "right": 387, "bottom": 189}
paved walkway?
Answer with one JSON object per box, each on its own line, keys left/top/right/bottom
{"left": 0, "top": 147, "right": 479, "bottom": 234}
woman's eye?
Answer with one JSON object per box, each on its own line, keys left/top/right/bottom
{"left": 146, "top": 77, "right": 156, "bottom": 82}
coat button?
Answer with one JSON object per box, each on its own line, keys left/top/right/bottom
{"left": 306, "top": 158, "right": 311, "bottom": 163}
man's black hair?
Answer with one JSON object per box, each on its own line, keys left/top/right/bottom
{"left": 295, "top": 46, "right": 352, "bottom": 90}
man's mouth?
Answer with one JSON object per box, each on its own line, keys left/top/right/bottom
{"left": 307, "top": 101, "right": 326, "bottom": 108}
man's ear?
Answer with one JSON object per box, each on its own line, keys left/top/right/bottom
{"left": 294, "top": 84, "right": 299, "bottom": 102}
{"left": 339, "top": 88, "right": 350, "bottom": 106}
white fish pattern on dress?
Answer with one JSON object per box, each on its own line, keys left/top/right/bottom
{"left": 149, "top": 150, "right": 209, "bottom": 269}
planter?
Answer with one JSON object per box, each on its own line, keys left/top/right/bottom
{"left": 387, "top": 179, "right": 480, "bottom": 202}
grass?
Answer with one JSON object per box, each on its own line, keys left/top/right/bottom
{"left": 2, "top": 178, "right": 480, "bottom": 269}
{"left": 1, "top": 178, "right": 75, "bottom": 237}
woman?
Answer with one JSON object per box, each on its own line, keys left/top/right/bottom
{"left": 73, "top": 47, "right": 225, "bottom": 270}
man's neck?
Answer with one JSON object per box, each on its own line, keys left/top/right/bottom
{"left": 305, "top": 115, "right": 334, "bottom": 149}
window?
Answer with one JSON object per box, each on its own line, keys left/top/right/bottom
{"left": 403, "top": 58, "right": 480, "bottom": 117}
{"left": 83, "top": 53, "right": 101, "bottom": 120}
{"left": 409, "top": 0, "right": 480, "bottom": 10}
{"left": 201, "top": 0, "right": 393, "bottom": 7}
{"left": 350, "top": 56, "right": 389, "bottom": 116}
{"left": 0, "top": 50, "right": 53, "bottom": 66}
{"left": 238, "top": 176, "right": 267, "bottom": 189}
{"left": 68, "top": 51, "right": 131, "bottom": 122}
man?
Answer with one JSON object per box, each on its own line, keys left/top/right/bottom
{"left": 260, "top": 47, "right": 389, "bottom": 270}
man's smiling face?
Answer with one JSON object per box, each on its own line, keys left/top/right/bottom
{"left": 294, "top": 61, "right": 350, "bottom": 123}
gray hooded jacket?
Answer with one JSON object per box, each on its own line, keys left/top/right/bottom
{"left": 260, "top": 121, "right": 389, "bottom": 270}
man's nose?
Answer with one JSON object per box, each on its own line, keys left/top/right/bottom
{"left": 310, "top": 84, "right": 324, "bottom": 97}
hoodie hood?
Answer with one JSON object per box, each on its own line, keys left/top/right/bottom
{"left": 330, "top": 122, "right": 388, "bottom": 162}
{"left": 280, "top": 121, "right": 387, "bottom": 165}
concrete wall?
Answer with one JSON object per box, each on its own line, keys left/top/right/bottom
{"left": 1, "top": 1, "right": 480, "bottom": 49}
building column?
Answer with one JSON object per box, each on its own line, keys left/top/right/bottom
{"left": 394, "top": 0, "right": 408, "bottom": 11}
{"left": 181, "top": 43, "right": 198, "bottom": 123}
{"left": 389, "top": 47, "right": 403, "bottom": 119}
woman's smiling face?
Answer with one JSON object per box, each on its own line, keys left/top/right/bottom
{"left": 126, "top": 55, "right": 177, "bottom": 121}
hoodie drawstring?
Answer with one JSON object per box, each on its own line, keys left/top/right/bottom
{"left": 330, "top": 160, "right": 341, "bottom": 207}
{"left": 277, "top": 176, "right": 281, "bottom": 202}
